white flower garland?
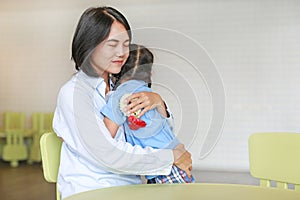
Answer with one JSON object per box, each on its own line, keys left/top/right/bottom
{"left": 120, "top": 93, "right": 141, "bottom": 117}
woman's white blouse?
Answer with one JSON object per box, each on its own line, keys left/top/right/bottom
{"left": 53, "top": 70, "right": 173, "bottom": 199}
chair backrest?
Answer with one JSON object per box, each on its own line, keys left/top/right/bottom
{"left": 39, "top": 113, "right": 54, "bottom": 133}
{"left": 3, "top": 112, "right": 27, "bottom": 167}
{"left": 28, "top": 113, "right": 54, "bottom": 163}
{"left": 28, "top": 112, "right": 54, "bottom": 134}
{"left": 31, "top": 112, "right": 40, "bottom": 133}
{"left": 40, "top": 132, "right": 62, "bottom": 200}
{"left": 40, "top": 132, "right": 62, "bottom": 182}
{"left": 4, "top": 112, "right": 25, "bottom": 131}
{"left": 248, "top": 132, "right": 300, "bottom": 190}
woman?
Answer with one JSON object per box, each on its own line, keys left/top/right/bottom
{"left": 53, "top": 7, "right": 192, "bottom": 199}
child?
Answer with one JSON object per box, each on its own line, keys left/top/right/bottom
{"left": 101, "top": 44, "right": 194, "bottom": 184}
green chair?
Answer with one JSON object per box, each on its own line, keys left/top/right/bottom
{"left": 39, "top": 113, "right": 54, "bottom": 134}
{"left": 0, "top": 121, "right": 5, "bottom": 158}
{"left": 25, "top": 112, "right": 40, "bottom": 137}
{"left": 40, "top": 132, "right": 62, "bottom": 200}
{"left": 2, "top": 112, "right": 27, "bottom": 167}
{"left": 26, "top": 112, "right": 39, "bottom": 164}
{"left": 248, "top": 132, "right": 300, "bottom": 191}
{"left": 28, "top": 112, "right": 54, "bottom": 163}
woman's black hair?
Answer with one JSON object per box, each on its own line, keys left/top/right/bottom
{"left": 113, "top": 44, "right": 153, "bottom": 89}
{"left": 71, "top": 7, "right": 131, "bottom": 77}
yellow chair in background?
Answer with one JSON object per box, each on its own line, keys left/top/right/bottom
{"left": 40, "top": 132, "right": 62, "bottom": 200}
{"left": 0, "top": 125, "right": 4, "bottom": 135}
{"left": 28, "top": 112, "right": 54, "bottom": 163}
{"left": 0, "top": 114, "right": 5, "bottom": 157}
{"left": 39, "top": 113, "right": 54, "bottom": 134}
{"left": 25, "top": 112, "right": 40, "bottom": 137}
{"left": 248, "top": 132, "right": 300, "bottom": 191}
{"left": 27, "top": 112, "right": 41, "bottom": 164}
{"left": 2, "top": 112, "right": 27, "bottom": 167}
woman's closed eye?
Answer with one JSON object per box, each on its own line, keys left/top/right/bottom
{"left": 108, "top": 43, "right": 118, "bottom": 47}
{"left": 106, "top": 40, "right": 118, "bottom": 47}
{"left": 123, "top": 41, "right": 130, "bottom": 47}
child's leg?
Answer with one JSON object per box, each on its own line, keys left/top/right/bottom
{"left": 146, "top": 178, "right": 157, "bottom": 184}
{"left": 155, "top": 165, "right": 195, "bottom": 184}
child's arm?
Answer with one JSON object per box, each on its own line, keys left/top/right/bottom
{"left": 103, "top": 117, "right": 119, "bottom": 138}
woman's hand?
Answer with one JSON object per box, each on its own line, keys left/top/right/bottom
{"left": 173, "top": 144, "right": 193, "bottom": 178}
{"left": 126, "top": 91, "right": 168, "bottom": 118}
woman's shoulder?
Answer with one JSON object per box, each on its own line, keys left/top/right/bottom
{"left": 58, "top": 76, "right": 76, "bottom": 96}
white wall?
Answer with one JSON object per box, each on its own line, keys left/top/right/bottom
{"left": 0, "top": 0, "right": 299, "bottom": 172}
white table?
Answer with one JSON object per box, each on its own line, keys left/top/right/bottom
{"left": 65, "top": 183, "right": 300, "bottom": 200}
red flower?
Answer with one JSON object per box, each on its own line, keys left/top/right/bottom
{"left": 127, "top": 116, "right": 146, "bottom": 130}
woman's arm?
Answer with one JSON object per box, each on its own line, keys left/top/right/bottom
{"left": 55, "top": 75, "right": 192, "bottom": 176}
{"left": 102, "top": 92, "right": 168, "bottom": 138}
{"left": 173, "top": 144, "right": 193, "bottom": 178}
{"left": 125, "top": 91, "right": 169, "bottom": 118}
{"left": 56, "top": 77, "right": 173, "bottom": 175}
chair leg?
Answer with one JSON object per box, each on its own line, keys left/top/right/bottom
{"left": 27, "top": 159, "right": 33, "bottom": 165}
{"left": 10, "top": 160, "right": 19, "bottom": 167}
{"left": 260, "top": 179, "right": 270, "bottom": 187}
{"left": 56, "top": 184, "right": 61, "bottom": 200}
{"left": 277, "top": 182, "right": 288, "bottom": 189}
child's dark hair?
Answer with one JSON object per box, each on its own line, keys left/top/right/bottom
{"left": 113, "top": 44, "right": 153, "bottom": 89}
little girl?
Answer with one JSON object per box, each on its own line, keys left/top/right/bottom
{"left": 101, "top": 44, "right": 194, "bottom": 184}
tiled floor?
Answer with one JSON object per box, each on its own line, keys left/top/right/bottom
{"left": 0, "top": 161, "right": 55, "bottom": 200}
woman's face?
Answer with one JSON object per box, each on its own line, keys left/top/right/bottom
{"left": 90, "top": 21, "right": 130, "bottom": 77}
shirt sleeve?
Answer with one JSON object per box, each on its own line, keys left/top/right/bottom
{"left": 53, "top": 77, "right": 174, "bottom": 176}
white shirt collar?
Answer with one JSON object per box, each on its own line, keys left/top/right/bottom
{"left": 76, "top": 70, "right": 107, "bottom": 98}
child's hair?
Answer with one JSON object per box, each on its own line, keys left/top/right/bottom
{"left": 113, "top": 44, "right": 153, "bottom": 89}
